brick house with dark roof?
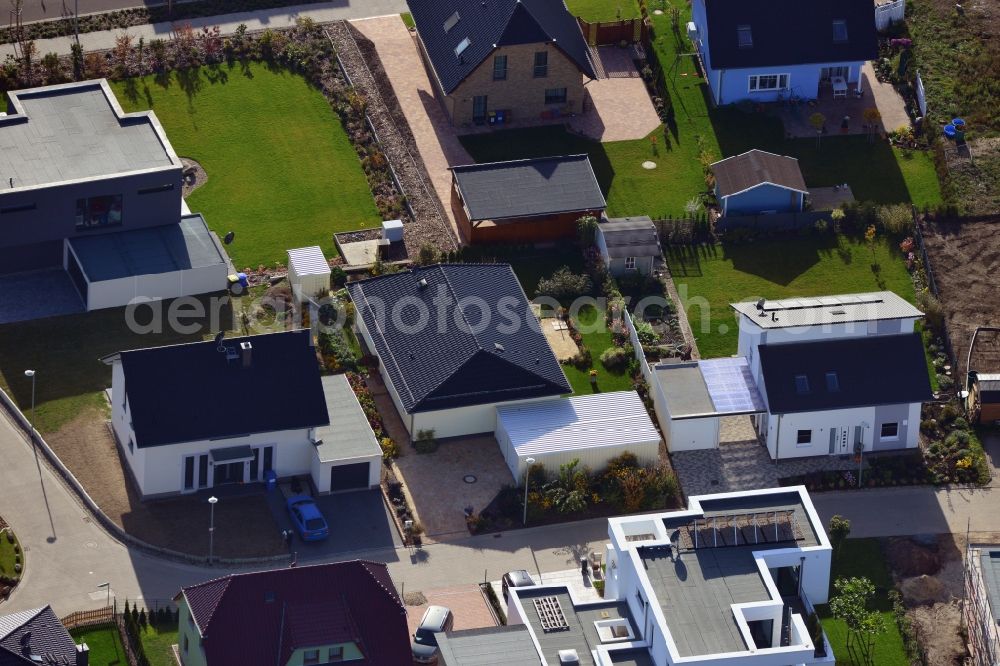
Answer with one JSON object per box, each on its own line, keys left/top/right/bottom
{"left": 0, "top": 606, "right": 88, "bottom": 666}
{"left": 406, "top": 0, "right": 596, "bottom": 127}
{"left": 174, "top": 561, "right": 409, "bottom": 666}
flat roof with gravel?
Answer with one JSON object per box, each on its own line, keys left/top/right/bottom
{"left": 0, "top": 80, "right": 178, "bottom": 190}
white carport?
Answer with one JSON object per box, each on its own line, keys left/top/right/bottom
{"left": 650, "top": 357, "right": 765, "bottom": 452}
{"left": 311, "top": 374, "right": 382, "bottom": 493}
{"left": 495, "top": 391, "right": 660, "bottom": 482}
{"left": 287, "top": 246, "right": 331, "bottom": 302}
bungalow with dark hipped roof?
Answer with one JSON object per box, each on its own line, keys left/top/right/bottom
{"left": 450, "top": 154, "right": 606, "bottom": 244}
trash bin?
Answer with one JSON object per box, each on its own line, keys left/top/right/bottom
{"left": 265, "top": 469, "right": 277, "bottom": 493}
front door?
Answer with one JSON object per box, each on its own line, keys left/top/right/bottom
{"left": 837, "top": 426, "right": 850, "bottom": 454}
{"left": 214, "top": 461, "right": 244, "bottom": 485}
{"left": 472, "top": 95, "right": 488, "bottom": 124}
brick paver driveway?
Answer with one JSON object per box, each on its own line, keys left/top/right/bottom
{"left": 406, "top": 584, "right": 497, "bottom": 635}
{"left": 352, "top": 15, "right": 472, "bottom": 243}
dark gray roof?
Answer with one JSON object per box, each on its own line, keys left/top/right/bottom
{"left": 118, "top": 330, "right": 329, "bottom": 448}
{"left": 712, "top": 150, "right": 807, "bottom": 197}
{"left": 437, "top": 626, "right": 540, "bottom": 665}
{"left": 702, "top": 0, "right": 877, "bottom": 69}
{"left": 758, "top": 333, "right": 933, "bottom": 414}
{"left": 0, "top": 606, "right": 78, "bottom": 666}
{"left": 348, "top": 264, "right": 570, "bottom": 413}
{"left": 452, "top": 155, "right": 606, "bottom": 222}
{"left": 314, "top": 374, "right": 381, "bottom": 463}
{"left": 68, "top": 214, "right": 226, "bottom": 282}
{"left": 599, "top": 216, "right": 661, "bottom": 259}
{"left": 407, "top": 0, "right": 595, "bottom": 94}
{"left": 0, "top": 80, "right": 177, "bottom": 190}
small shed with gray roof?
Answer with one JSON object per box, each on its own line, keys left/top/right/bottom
{"left": 596, "top": 216, "right": 661, "bottom": 276}
{"left": 312, "top": 374, "right": 382, "bottom": 493}
{"left": 450, "top": 155, "right": 606, "bottom": 244}
{"left": 711, "top": 149, "right": 807, "bottom": 216}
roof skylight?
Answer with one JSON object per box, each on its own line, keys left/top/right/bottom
{"left": 455, "top": 37, "right": 471, "bottom": 59}
{"left": 444, "top": 11, "right": 461, "bottom": 33}
{"left": 737, "top": 25, "right": 753, "bottom": 48}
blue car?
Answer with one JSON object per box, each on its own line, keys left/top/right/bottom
{"left": 286, "top": 495, "right": 329, "bottom": 542}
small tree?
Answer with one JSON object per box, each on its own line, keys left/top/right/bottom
{"left": 417, "top": 243, "right": 438, "bottom": 266}
{"left": 138, "top": 608, "right": 148, "bottom": 629}
{"left": 864, "top": 224, "right": 878, "bottom": 266}
{"left": 577, "top": 215, "right": 599, "bottom": 247}
{"left": 809, "top": 113, "right": 826, "bottom": 148}
{"left": 829, "top": 577, "right": 885, "bottom": 665}
{"left": 543, "top": 460, "right": 589, "bottom": 514}
{"left": 828, "top": 515, "right": 851, "bottom": 556}
{"left": 862, "top": 107, "right": 881, "bottom": 143}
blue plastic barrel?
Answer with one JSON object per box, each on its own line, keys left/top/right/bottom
{"left": 952, "top": 118, "right": 966, "bottom": 129}
{"left": 265, "top": 469, "right": 277, "bottom": 492}
{"left": 237, "top": 272, "right": 248, "bottom": 287}
{"left": 943, "top": 124, "right": 956, "bottom": 139}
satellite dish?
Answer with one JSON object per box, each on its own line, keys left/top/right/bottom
{"left": 756, "top": 298, "right": 765, "bottom": 311}
{"left": 224, "top": 231, "right": 235, "bottom": 245}
{"left": 214, "top": 331, "right": 225, "bottom": 347}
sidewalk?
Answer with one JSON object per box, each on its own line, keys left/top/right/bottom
{"left": 0, "top": 0, "right": 407, "bottom": 58}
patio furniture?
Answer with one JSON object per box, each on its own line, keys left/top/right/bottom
{"left": 831, "top": 76, "right": 847, "bottom": 99}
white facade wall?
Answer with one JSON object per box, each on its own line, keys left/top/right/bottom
{"left": 666, "top": 418, "right": 719, "bottom": 452}
{"left": 311, "top": 454, "right": 381, "bottom": 494}
{"left": 765, "top": 404, "right": 919, "bottom": 459}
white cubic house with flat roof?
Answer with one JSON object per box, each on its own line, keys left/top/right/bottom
{"left": 497, "top": 486, "right": 834, "bottom": 666}
{"left": 651, "top": 291, "right": 933, "bottom": 459}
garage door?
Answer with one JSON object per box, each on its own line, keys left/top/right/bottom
{"left": 329, "top": 462, "right": 371, "bottom": 491}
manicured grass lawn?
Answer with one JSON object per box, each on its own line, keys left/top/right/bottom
{"left": 139, "top": 625, "right": 180, "bottom": 666}
{"left": 70, "top": 625, "right": 125, "bottom": 666}
{"left": 666, "top": 235, "right": 916, "bottom": 358}
{"left": 112, "top": 63, "right": 380, "bottom": 268}
{"left": 563, "top": 305, "right": 635, "bottom": 395}
{"left": 816, "top": 538, "right": 910, "bottom": 666}
{"left": 0, "top": 531, "right": 21, "bottom": 579}
{"left": 0, "top": 296, "right": 232, "bottom": 434}
{"left": 564, "top": 0, "right": 641, "bottom": 21}
{"left": 504, "top": 247, "right": 588, "bottom": 299}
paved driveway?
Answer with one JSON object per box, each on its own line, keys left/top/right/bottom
{"left": 267, "top": 488, "right": 401, "bottom": 560}
{"left": 0, "top": 269, "right": 84, "bottom": 325}
{"left": 406, "top": 584, "right": 497, "bottom": 636}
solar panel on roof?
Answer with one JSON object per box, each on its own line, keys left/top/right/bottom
{"left": 699, "top": 358, "right": 766, "bottom": 414}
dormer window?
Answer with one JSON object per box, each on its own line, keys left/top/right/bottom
{"left": 825, "top": 372, "right": 840, "bottom": 392}
{"left": 455, "top": 37, "right": 471, "bottom": 60}
{"left": 794, "top": 374, "right": 810, "bottom": 394}
{"left": 832, "top": 20, "right": 848, "bottom": 43}
{"left": 737, "top": 25, "right": 753, "bottom": 48}
{"left": 443, "top": 11, "right": 460, "bottom": 33}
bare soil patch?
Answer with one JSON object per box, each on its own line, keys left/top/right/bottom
{"left": 919, "top": 216, "right": 1000, "bottom": 377}
{"left": 46, "top": 408, "right": 285, "bottom": 559}
{"left": 180, "top": 158, "right": 207, "bottom": 198}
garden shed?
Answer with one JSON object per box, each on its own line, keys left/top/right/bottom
{"left": 287, "top": 246, "right": 331, "bottom": 302}
{"left": 494, "top": 391, "right": 660, "bottom": 482}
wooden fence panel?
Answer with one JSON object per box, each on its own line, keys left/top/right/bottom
{"left": 577, "top": 17, "right": 647, "bottom": 46}
{"left": 61, "top": 606, "right": 113, "bottom": 630}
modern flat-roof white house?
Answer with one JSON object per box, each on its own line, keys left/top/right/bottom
{"left": 105, "top": 330, "right": 381, "bottom": 499}
{"left": 964, "top": 543, "right": 1000, "bottom": 666}
{"left": 0, "top": 79, "right": 229, "bottom": 322}
{"left": 494, "top": 486, "right": 835, "bottom": 665}
{"left": 651, "top": 291, "right": 933, "bottom": 459}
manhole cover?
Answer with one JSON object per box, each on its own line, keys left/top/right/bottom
{"left": 85, "top": 541, "right": 98, "bottom": 549}
{"left": 642, "top": 160, "right": 657, "bottom": 170}
{"left": 653, "top": 8, "right": 664, "bottom": 13}
{"left": 463, "top": 475, "right": 477, "bottom": 484}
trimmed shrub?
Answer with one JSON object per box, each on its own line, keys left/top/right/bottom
{"left": 600, "top": 346, "right": 631, "bottom": 371}
{"left": 537, "top": 267, "right": 593, "bottom": 299}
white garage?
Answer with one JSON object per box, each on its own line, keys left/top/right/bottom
{"left": 287, "top": 245, "right": 331, "bottom": 303}
{"left": 495, "top": 391, "right": 661, "bottom": 482}
{"left": 65, "top": 213, "right": 229, "bottom": 311}
{"left": 311, "top": 374, "right": 382, "bottom": 494}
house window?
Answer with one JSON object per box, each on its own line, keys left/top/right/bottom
{"left": 825, "top": 371, "right": 840, "bottom": 392}
{"left": 75, "top": 194, "right": 123, "bottom": 230}
{"left": 534, "top": 51, "right": 548, "bottom": 77}
{"left": 303, "top": 649, "right": 320, "bottom": 665}
{"left": 737, "top": 25, "right": 753, "bottom": 48}
{"left": 797, "top": 429, "right": 812, "bottom": 445}
{"left": 832, "top": 19, "right": 848, "bottom": 43}
{"left": 880, "top": 422, "right": 899, "bottom": 439}
{"left": 0, "top": 203, "right": 36, "bottom": 214}
{"left": 493, "top": 54, "right": 507, "bottom": 80}
{"left": 183, "top": 456, "right": 195, "bottom": 491}
{"left": 821, "top": 66, "right": 850, "bottom": 81}
{"left": 472, "top": 95, "right": 488, "bottom": 124}
{"left": 544, "top": 88, "right": 567, "bottom": 105}
{"left": 748, "top": 73, "right": 789, "bottom": 92}
{"left": 454, "top": 37, "right": 471, "bottom": 60}
{"left": 329, "top": 646, "right": 345, "bottom": 661}
{"left": 128, "top": 439, "right": 134, "bottom": 454}
{"left": 137, "top": 184, "right": 174, "bottom": 195}
{"left": 624, "top": 257, "right": 637, "bottom": 271}
{"left": 794, "top": 374, "right": 810, "bottom": 394}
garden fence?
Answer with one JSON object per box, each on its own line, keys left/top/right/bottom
{"left": 652, "top": 218, "right": 701, "bottom": 244}
{"left": 715, "top": 211, "right": 828, "bottom": 233}
{"left": 914, "top": 70, "right": 928, "bottom": 118}
{"left": 61, "top": 606, "right": 114, "bottom": 630}
{"left": 911, "top": 206, "right": 958, "bottom": 375}
{"left": 874, "top": 0, "right": 906, "bottom": 32}
{"left": 576, "top": 17, "right": 647, "bottom": 46}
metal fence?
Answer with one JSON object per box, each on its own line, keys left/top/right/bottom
{"left": 715, "top": 211, "right": 828, "bottom": 233}
{"left": 915, "top": 70, "right": 928, "bottom": 117}
{"left": 875, "top": 0, "right": 906, "bottom": 32}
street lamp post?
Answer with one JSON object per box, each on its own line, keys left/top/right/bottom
{"left": 207, "top": 496, "right": 218, "bottom": 563}
{"left": 857, "top": 422, "right": 869, "bottom": 488}
{"left": 522, "top": 457, "right": 535, "bottom": 526}
{"left": 97, "top": 582, "right": 111, "bottom": 606}
{"left": 74, "top": 0, "right": 79, "bottom": 46}
{"left": 23, "top": 370, "right": 36, "bottom": 445}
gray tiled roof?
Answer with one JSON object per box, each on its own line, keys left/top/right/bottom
{"left": 348, "top": 264, "right": 570, "bottom": 413}
{"left": 314, "top": 375, "right": 381, "bottom": 463}
{"left": 452, "top": 155, "right": 606, "bottom": 222}
{"left": 407, "top": 0, "right": 595, "bottom": 94}
{"left": 599, "top": 217, "right": 661, "bottom": 259}
{"left": 731, "top": 291, "right": 923, "bottom": 329}
{"left": 712, "top": 150, "right": 807, "bottom": 197}
{"left": 0, "top": 80, "right": 177, "bottom": 190}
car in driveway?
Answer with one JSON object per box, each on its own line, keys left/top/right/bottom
{"left": 286, "top": 495, "right": 329, "bottom": 542}
{"left": 411, "top": 605, "right": 453, "bottom": 663}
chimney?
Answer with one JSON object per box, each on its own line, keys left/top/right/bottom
{"left": 76, "top": 643, "right": 90, "bottom": 666}
{"left": 240, "top": 341, "right": 253, "bottom": 369}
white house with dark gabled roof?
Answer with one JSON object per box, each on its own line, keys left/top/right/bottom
{"left": 348, "top": 264, "right": 571, "bottom": 439}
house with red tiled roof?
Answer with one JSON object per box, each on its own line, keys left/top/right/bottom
{"left": 173, "top": 561, "right": 408, "bottom": 666}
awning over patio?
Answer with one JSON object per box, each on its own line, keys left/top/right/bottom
{"left": 210, "top": 445, "right": 255, "bottom": 464}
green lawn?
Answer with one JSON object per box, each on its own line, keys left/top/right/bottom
{"left": 139, "top": 624, "right": 180, "bottom": 666}
{"left": 71, "top": 625, "right": 125, "bottom": 666}
{"left": 563, "top": 305, "right": 635, "bottom": 395}
{"left": 400, "top": 12, "right": 415, "bottom": 29}
{"left": 816, "top": 539, "right": 910, "bottom": 666}
{"left": 0, "top": 531, "right": 20, "bottom": 579}
{"left": 564, "top": 0, "right": 641, "bottom": 21}
{"left": 112, "top": 63, "right": 380, "bottom": 268}
{"left": 666, "top": 235, "right": 916, "bottom": 358}
{"left": 0, "top": 296, "right": 233, "bottom": 434}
